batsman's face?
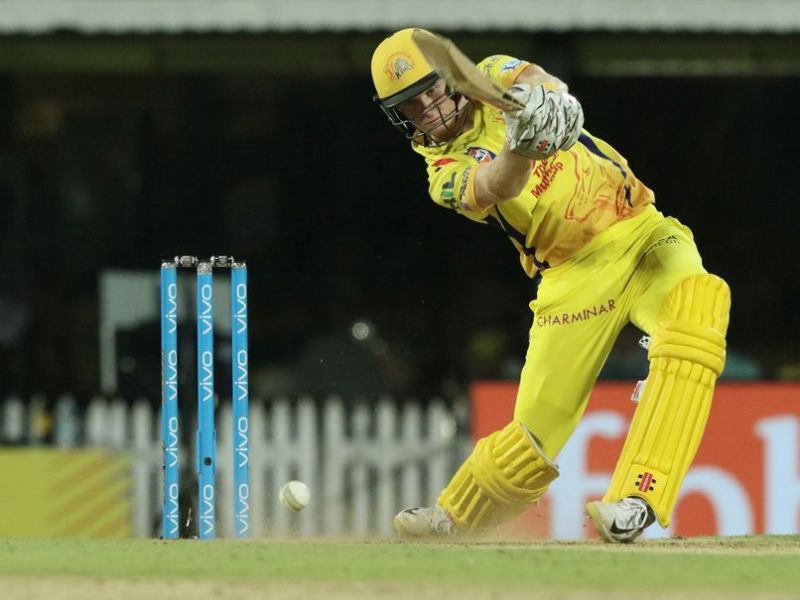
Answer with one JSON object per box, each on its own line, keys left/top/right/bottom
{"left": 397, "top": 79, "right": 468, "bottom": 143}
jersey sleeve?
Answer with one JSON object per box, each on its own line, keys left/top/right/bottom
{"left": 476, "top": 55, "right": 531, "bottom": 90}
{"left": 425, "top": 155, "right": 489, "bottom": 222}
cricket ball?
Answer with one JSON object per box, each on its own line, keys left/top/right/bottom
{"left": 279, "top": 480, "right": 310, "bottom": 512}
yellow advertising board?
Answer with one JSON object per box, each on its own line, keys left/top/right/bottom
{"left": 0, "top": 449, "right": 132, "bottom": 537}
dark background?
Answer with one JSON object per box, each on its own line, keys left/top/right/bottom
{"left": 0, "top": 32, "right": 797, "bottom": 402}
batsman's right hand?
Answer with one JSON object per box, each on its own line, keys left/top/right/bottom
{"left": 504, "top": 83, "right": 584, "bottom": 160}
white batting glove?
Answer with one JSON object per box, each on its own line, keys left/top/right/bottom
{"left": 504, "top": 84, "right": 551, "bottom": 157}
{"left": 504, "top": 83, "right": 584, "bottom": 160}
{"left": 558, "top": 92, "right": 584, "bottom": 151}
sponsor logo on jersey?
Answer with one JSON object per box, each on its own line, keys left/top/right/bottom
{"left": 466, "top": 147, "right": 496, "bottom": 164}
{"left": 458, "top": 167, "right": 472, "bottom": 209}
{"left": 501, "top": 59, "right": 522, "bottom": 72}
{"left": 644, "top": 235, "right": 680, "bottom": 254}
{"left": 441, "top": 171, "right": 457, "bottom": 209}
{"left": 432, "top": 157, "right": 457, "bottom": 171}
{"left": 440, "top": 168, "right": 473, "bottom": 212}
{"left": 530, "top": 157, "right": 565, "bottom": 198}
{"left": 481, "top": 55, "right": 502, "bottom": 73}
{"left": 535, "top": 299, "right": 617, "bottom": 327}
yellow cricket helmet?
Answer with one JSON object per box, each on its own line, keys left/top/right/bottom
{"left": 371, "top": 28, "right": 439, "bottom": 108}
{"left": 371, "top": 28, "right": 470, "bottom": 146}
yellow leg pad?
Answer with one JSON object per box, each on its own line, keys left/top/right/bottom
{"left": 604, "top": 274, "right": 730, "bottom": 527}
{"left": 438, "top": 421, "right": 559, "bottom": 533}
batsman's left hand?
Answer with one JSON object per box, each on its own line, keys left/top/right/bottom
{"left": 504, "top": 83, "right": 584, "bottom": 160}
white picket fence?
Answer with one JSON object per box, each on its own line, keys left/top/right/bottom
{"left": 0, "top": 395, "right": 468, "bottom": 538}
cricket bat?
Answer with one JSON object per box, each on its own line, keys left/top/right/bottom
{"left": 411, "top": 29, "right": 525, "bottom": 113}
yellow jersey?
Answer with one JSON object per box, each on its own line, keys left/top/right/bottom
{"left": 412, "top": 55, "right": 655, "bottom": 278}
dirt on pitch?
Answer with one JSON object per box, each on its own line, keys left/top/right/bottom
{"left": 3, "top": 576, "right": 799, "bottom": 600}
{"left": 439, "top": 534, "right": 800, "bottom": 555}
{"left": 2, "top": 536, "right": 798, "bottom": 600}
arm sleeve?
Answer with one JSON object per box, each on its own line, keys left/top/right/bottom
{"left": 426, "top": 155, "right": 489, "bottom": 223}
{"left": 476, "top": 55, "right": 531, "bottom": 90}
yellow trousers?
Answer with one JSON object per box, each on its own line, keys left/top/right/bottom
{"left": 514, "top": 205, "right": 706, "bottom": 458}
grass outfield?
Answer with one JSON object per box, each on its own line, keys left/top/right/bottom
{"left": 1, "top": 536, "right": 799, "bottom": 599}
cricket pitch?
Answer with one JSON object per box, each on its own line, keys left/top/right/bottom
{"left": 1, "top": 536, "right": 798, "bottom": 599}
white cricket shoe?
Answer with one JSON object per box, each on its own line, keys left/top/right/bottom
{"left": 393, "top": 506, "right": 456, "bottom": 537}
{"left": 586, "top": 497, "right": 656, "bottom": 543}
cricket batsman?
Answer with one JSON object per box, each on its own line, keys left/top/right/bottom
{"left": 371, "top": 29, "right": 730, "bottom": 543}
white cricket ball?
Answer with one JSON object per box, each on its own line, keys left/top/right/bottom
{"left": 279, "top": 480, "right": 310, "bottom": 512}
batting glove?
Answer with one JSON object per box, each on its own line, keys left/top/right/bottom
{"left": 504, "top": 83, "right": 584, "bottom": 160}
